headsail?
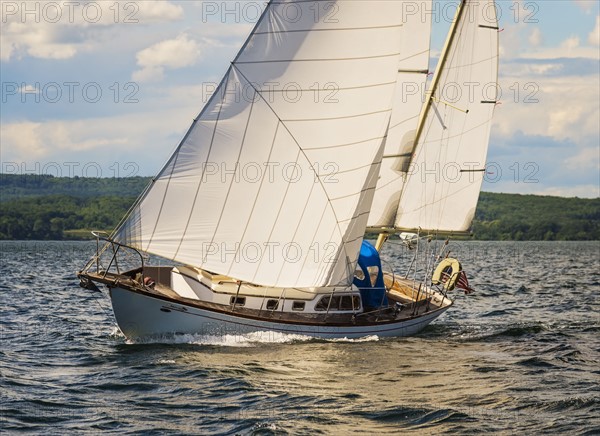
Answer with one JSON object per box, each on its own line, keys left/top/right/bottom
{"left": 114, "top": 1, "right": 406, "bottom": 288}
{"left": 394, "top": 0, "right": 499, "bottom": 233}
{"left": 368, "top": 0, "right": 433, "bottom": 228}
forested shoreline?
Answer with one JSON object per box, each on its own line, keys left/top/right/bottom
{"left": 1, "top": 174, "right": 598, "bottom": 240}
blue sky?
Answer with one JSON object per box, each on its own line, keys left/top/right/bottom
{"left": 1, "top": 0, "right": 599, "bottom": 197}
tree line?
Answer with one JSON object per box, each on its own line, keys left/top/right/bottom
{"left": 1, "top": 175, "right": 598, "bottom": 240}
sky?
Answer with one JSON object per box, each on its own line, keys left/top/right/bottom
{"left": 1, "top": 0, "right": 599, "bottom": 198}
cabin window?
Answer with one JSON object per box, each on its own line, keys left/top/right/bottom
{"left": 367, "top": 266, "right": 379, "bottom": 287}
{"left": 230, "top": 296, "right": 246, "bottom": 306}
{"left": 292, "top": 301, "right": 305, "bottom": 311}
{"left": 352, "top": 295, "right": 361, "bottom": 311}
{"left": 266, "top": 299, "right": 278, "bottom": 310}
{"left": 316, "top": 296, "right": 334, "bottom": 311}
{"left": 339, "top": 296, "right": 353, "bottom": 310}
{"left": 315, "top": 295, "right": 359, "bottom": 311}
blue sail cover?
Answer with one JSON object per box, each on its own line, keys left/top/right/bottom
{"left": 353, "top": 241, "right": 388, "bottom": 309}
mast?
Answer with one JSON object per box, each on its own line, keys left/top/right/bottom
{"left": 374, "top": 0, "right": 468, "bottom": 252}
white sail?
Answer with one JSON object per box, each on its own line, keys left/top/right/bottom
{"left": 394, "top": 0, "right": 499, "bottom": 232}
{"left": 368, "top": 0, "right": 432, "bottom": 228}
{"left": 114, "top": 1, "right": 406, "bottom": 288}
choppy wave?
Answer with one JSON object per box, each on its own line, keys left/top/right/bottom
{"left": 2, "top": 241, "right": 600, "bottom": 434}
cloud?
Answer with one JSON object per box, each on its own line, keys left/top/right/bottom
{"left": 137, "top": 1, "right": 184, "bottom": 22}
{"left": 529, "top": 27, "right": 543, "bottom": 47}
{"left": 0, "top": 120, "right": 129, "bottom": 161}
{"left": 564, "top": 147, "right": 600, "bottom": 172}
{"left": 0, "top": 100, "right": 203, "bottom": 174}
{"left": 132, "top": 34, "right": 204, "bottom": 82}
{"left": 493, "top": 74, "right": 600, "bottom": 145}
{"left": 0, "top": 1, "right": 183, "bottom": 62}
{"left": 484, "top": 131, "right": 599, "bottom": 199}
{"left": 590, "top": 15, "right": 600, "bottom": 46}
{"left": 573, "top": 0, "right": 596, "bottom": 14}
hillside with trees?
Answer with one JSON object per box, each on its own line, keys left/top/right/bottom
{"left": 0, "top": 175, "right": 598, "bottom": 240}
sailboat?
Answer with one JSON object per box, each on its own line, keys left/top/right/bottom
{"left": 78, "top": 0, "right": 499, "bottom": 340}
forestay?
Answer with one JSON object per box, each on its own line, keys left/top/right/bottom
{"left": 395, "top": 0, "right": 499, "bottom": 232}
{"left": 114, "top": 1, "right": 406, "bottom": 288}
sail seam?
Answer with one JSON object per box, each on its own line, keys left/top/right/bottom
{"left": 250, "top": 149, "right": 302, "bottom": 285}
{"left": 389, "top": 114, "right": 420, "bottom": 131}
{"left": 172, "top": 68, "right": 232, "bottom": 260}
{"left": 272, "top": 169, "right": 319, "bottom": 286}
{"left": 281, "top": 108, "right": 390, "bottom": 123}
{"left": 338, "top": 210, "right": 371, "bottom": 225}
{"left": 235, "top": 51, "right": 402, "bottom": 64}
{"left": 226, "top": 122, "right": 281, "bottom": 277}
{"left": 397, "top": 49, "right": 430, "bottom": 63}
{"left": 419, "top": 116, "right": 495, "bottom": 144}
{"left": 256, "top": 81, "right": 396, "bottom": 93}
{"left": 303, "top": 135, "right": 386, "bottom": 151}
{"left": 253, "top": 24, "right": 403, "bottom": 35}
{"left": 293, "top": 200, "right": 329, "bottom": 285}
{"left": 202, "top": 90, "right": 257, "bottom": 265}
{"left": 319, "top": 160, "right": 382, "bottom": 178}
{"left": 443, "top": 54, "right": 499, "bottom": 71}
{"left": 331, "top": 186, "right": 376, "bottom": 202}
{"left": 232, "top": 64, "right": 358, "bottom": 283}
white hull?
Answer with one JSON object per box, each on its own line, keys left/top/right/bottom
{"left": 110, "top": 286, "right": 450, "bottom": 340}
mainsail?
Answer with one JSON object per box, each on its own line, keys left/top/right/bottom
{"left": 394, "top": 0, "right": 499, "bottom": 232}
{"left": 114, "top": 1, "right": 406, "bottom": 288}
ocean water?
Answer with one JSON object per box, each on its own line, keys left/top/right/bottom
{"left": 1, "top": 240, "right": 599, "bottom": 435}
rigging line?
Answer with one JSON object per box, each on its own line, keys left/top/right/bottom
{"left": 231, "top": 64, "right": 369, "bottom": 280}
{"left": 172, "top": 67, "right": 233, "bottom": 261}
{"left": 225, "top": 122, "right": 280, "bottom": 277}
{"left": 234, "top": 51, "right": 403, "bottom": 64}
{"left": 201, "top": 89, "right": 257, "bottom": 265}
{"left": 253, "top": 23, "right": 403, "bottom": 35}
